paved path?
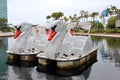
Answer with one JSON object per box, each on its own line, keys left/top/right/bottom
{"left": 75, "top": 33, "right": 120, "bottom": 38}
{"left": 0, "top": 32, "right": 14, "bottom": 37}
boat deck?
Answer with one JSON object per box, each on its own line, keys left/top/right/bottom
{"left": 36, "top": 46, "right": 98, "bottom": 61}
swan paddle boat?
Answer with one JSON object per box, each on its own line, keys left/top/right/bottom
{"left": 6, "top": 22, "right": 39, "bottom": 62}
{"left": 36, "top": 20, "right": 98, "bottom": 70}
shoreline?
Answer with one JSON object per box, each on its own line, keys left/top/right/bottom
{"left": 0, "top": 32, "right": 14, "bottom": 37}
{"left": 0, "top": 32, "right": 120, "bottom": 38}
{"left": 75, "top": 33, "right": 120, "bottom": 38}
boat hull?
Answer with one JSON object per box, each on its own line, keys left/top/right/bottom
{"left": 37, "top": 51, "right": 97, "bottom": 76}
{"left": 7, "top": 52, "right": 38, "bottom": 62}
{"left": 37, "top": 47, "right": 97, "bottom": 69}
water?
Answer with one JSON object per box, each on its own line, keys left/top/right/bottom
{"left": 0, "top": 36, "right": 120, "bottom": 80}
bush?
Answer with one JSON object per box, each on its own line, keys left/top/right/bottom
{"left": 83, "top": 30, "right": 88, "bottom": 33}
{"left": 0, "top": 27, "right": 15, "bottom": 32}
{"left": 90, "top": 30, "right": 97, "bottom": 33}
{"left": 106, "top": 16, "right": 117, "bottom": 29}
{"left": 116, "top": 29, "right": 120, "bottom": 33}
{"left": 74, "top": 29, "right": 79, "bottom": 32}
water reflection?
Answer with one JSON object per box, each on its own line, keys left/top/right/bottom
{"left": 0, "top": 37, "right": 8, "bottom": 79}
{"left": 7, "top": 66, "right": 33, "bottom": 80}
{"left": 36, "top": 56, "right": 97, "bottom": 77}
{"left": 96, "top": 37, "right": 120, "bottom": 69}
{"left": 35, "top": 66, "right": 92, "bottom": 80}
{"left": 5, "top": 65, "right": 91, "bottom": 80}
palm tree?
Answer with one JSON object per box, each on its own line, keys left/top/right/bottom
{"left": 64, "top": 16, "right": 69, "bottom": 22}
{"left": 69, "top": 16, "right": 72, "bottom": 22}
{"left": 51, "top": 12, "right": 59, "bottom": 20}
{"left": 69, "top": 16, "right": 74, "bottom": 22}
{"left": 84, "top": 11, "right": 89, "bottom": 21}
{"left": 90, "top": 12, "right": 99, "bottom": 21}
{"left": 51, "top": 12, "right": 64, "bottom": 20}
{"left": 80, "top": 10, "right": 85, "bottom": 22}
{"left": 99, "top": 13, "right": 103, "bottom": 22}
{"left": 111, "top": 6, "right": 117, "bottom": 14}
{"left": 73, "top": 14, "right": 77, "bottom": 22}
{"left": 46, "top": 15, "right": 51, "bottom": 23}
{"left": 106, "top": 8, "right": 113, "bottom": 16}
{"left": 58, "top": 11, "right": 64, "bottom": 19}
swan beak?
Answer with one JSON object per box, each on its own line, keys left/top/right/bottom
{"left": 70, "top": 29, "right": 74, "bottom": 36}
{"left": 14, "top": 30, "right": 22, "bottom": 39}
{"left": 48, "top": 29, "right": 57, "bottom": 41}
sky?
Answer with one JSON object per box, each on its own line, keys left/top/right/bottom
{"left": 8, "top": 0, "right": 120, "bottom": 25}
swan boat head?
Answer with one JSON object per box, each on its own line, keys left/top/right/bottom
{"left": 45, "top": 20, "right": 66, "bottom": 59}
{"left": 11, "top": 22, "right": 33, "bottom": 54}
{"left": 34, "top": 24, "right": 50, "bottom": 52}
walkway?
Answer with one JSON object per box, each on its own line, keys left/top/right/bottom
{"left": 0, "top": 32, "right": 14, "bottom": 37}
{"left": 75, "top": 33, "right": 120, "bottom": 38}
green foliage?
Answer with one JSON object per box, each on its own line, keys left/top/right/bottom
{"left": 106, "top": 38, "right": 120, "bottom": 48}
{"left": 0, "top": 18, "right": 8, "bottom": 29}
{"left": 91, "top": 36, "right": 102, "bottom": 42}
{"left": 105, "top": 29, "right": 117, "bottom": 33}
{"left": 106, "top": 16, "right": 117, "bottom": 29}
{"left": 90, "top": 21, "right": 104, "bottom": 30}
{"left": 83, "top": 30, "right": 88, "bottom": 33}
{"left": 64, "top": 16, "right": 69, "bottom": 22}
{"left": 74, "top": 29, "right": 79, "bottom": 32}
{"left": 97, "top": 22, "right": 104, "bottom": 28}
{"left": 0, "top": 27, "right": 15, "bottom": 32}
{"left": 90, "top": 30, "right": 97, "bottom": 33}
{"left": 90, "top": 12, "right": 99, "bottom": 21}
{"left": 116, "top": 29, "right": 120, "bottom": 33}
{"left": 89, "top": 28, "right": 120, "bottom": 33}
{"left": 51, "top": 11, "right": 64, "bottom": 20}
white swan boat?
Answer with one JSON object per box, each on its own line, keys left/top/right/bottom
{"left": 36, "top": 20, "right": 98, "bottom": 69}
{"left": 6, "top": 22, "right": 39, "bottom": 62}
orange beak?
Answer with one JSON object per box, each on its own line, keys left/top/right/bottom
{"left": 48, "top": 29, "right": 57, "bottom": 41}
{"left": 14, "top": 29, "right": 22, "bottom": 39}
{"left": 70, "top": 29, "right": 74, "bottom": 36}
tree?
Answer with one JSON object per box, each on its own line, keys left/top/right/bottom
{"left": 69, "top": 16, "right": 72, "bottom": 22}
{"left": 80, "top": 10, "right": 85, "bottom": 22}
{"left": 90, "top": 12, "right": 99, "bottom": 21}
{"left": 106, "top": 16, "right": 117, "bottom": 29}
{"left": 46, "top": 15, "right": 51, "bottom": 23}
{"left": 51, "top": 12, "right": 64, "bottom": 20}
{"left": 0, "top": 18, "right": 8, "bottom": 31}
{"left": 58, "top": 11, "right": 64, "bottom": 19}
{"left": 111, "top": 6, "right": 117, "bottom": 14}
{"left": 64, "top": 16, "right": 69, "bottom": 22}
{"left": 106, "top": 8, "right": 113, "bottom": 16}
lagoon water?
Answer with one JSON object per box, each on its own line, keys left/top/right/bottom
{"left": 0, "top": 36, "right": 120, "bottom": 80}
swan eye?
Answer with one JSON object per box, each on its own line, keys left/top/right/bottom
{"left": 17, "top": 26, "right": 22, "bottom": 31}
{"left": 14, "top": 26, "right": 17, "bottom": 29}
{"left": 51, "top": 25, "right": 57, "bottom": 31}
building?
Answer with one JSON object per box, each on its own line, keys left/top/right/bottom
{"left": 0, "top": 0, "right": 7, "bottom": 19}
